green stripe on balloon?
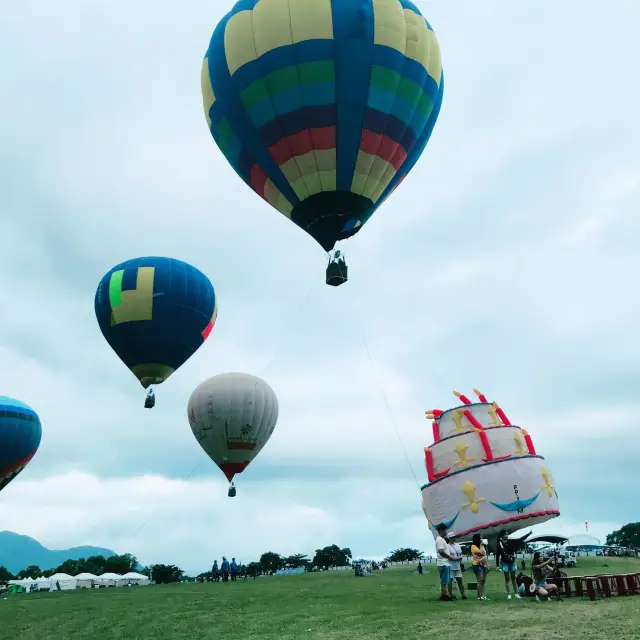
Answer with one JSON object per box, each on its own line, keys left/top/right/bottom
{"left": 109, "top": 270, "right": 124, "bottom": 308}
{"left": 240, "top": 60, "right": 335, "bottom": 110}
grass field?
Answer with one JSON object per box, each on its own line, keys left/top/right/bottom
{"left": 2, "top": 557, "right": 640, "bottom": 640}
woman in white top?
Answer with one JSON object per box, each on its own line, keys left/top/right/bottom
{"left": 446, "top": 531, "right": 467, "bottom": 599}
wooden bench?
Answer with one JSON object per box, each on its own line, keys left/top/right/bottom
{"left": 546, "top": 573, "right": 640, "bottom": 601}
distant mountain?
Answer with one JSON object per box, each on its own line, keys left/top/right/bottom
{"left": 0, "top": 531, "right": 116, "bottom": 574}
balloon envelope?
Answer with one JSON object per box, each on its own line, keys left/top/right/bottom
{"left": 188, "top": 373, "right": 279, "bottom": 482}
{"left": 95, "top": 257, "right": 218, "bottom": 389}
{"left": 202, "top": 0, "right": 444, "bottom": 251}
{"left": 0, "top": 397, "right": 42, "bottom": 493}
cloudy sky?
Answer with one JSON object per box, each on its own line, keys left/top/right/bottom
{"left": 1, "top": 0, "right": 638, "bottom": 574}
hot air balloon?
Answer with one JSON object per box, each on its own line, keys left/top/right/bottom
{"left": 0, "top": 397, "right": 42, "bottom": 494}
{"left": 201, "top": 0, "right": 444, "bottom": 286}
{"left": 188, "top": 373, "right": 279, "bottom": 497}
{"left": 95, "top": 257, "right": 218, "bottom": 407}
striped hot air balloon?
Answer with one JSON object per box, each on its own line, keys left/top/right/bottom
{"left": 201, "top": 0, "right": 443, "bottom": 282}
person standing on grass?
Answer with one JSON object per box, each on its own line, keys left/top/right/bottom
{"left": 212, "top": 560, "right": 220, "bottom": 582}
{"left": 446, "top": 532, "right": 467, "bottom": 600}
{"left": 230, "top": 558, "right": 238, "bottom": 582}
{"left": 496, "top": 530, "right": 521, "bottom": 600}
{"left": 471, "top": 533, "right": 489, "bottom": 601}
{"left": 435, "top": 523, "right": 455, "bottom": 601}
{"left": 221, "top": 557, "right": 230, "bottom": 582}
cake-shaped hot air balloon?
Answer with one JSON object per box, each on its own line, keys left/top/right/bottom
{"left": 421, "top": 389, "right": 560, "bottom": 542}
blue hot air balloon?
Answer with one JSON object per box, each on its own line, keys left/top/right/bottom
{"left": 95, "top": 257, "right": 218, "bottom": 406}
{"left": 201, "top": 0, "right": 444, "bottom": 285}
{"left": 0, "top": 397, "right": 42, "bottom": 494}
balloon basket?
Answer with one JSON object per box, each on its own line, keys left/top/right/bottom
{"left": 228, "top": 482, "right": 236, "bottom": 498}
{"left": 326, "top": 258, "right": 348, "bottom": 287}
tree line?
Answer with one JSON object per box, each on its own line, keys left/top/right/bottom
{"left": 3, "top": 523, "right": 637, "bottom": 585}
{"left": 0, "top": 553, "right": 184, "bottom": 585}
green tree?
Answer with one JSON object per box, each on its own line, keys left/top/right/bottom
{"left": 17, "top": 565, "right": 41, "bottom": 579}
{"left": 0, "top": 566, "right": 15, "bottom": 582}
{"left": 246, "top": 561, "right": 262, "bottom": 577}
{"left": 385, "top": 548, "right": 424, "bottom": 563}
{"left": 105, "top": 554, "right": 137, "bottom": 574}
{"left": 83, "top": 555, "right": 108, "bottom": 575}
{"left": 259, "top": 552, "right": 283, "bottom": 573}
{"left": 606, "top": 522, "right": 640, "bottom": 549}
{"left": 54, "top": 559, "right": 82, "bottom": 575}
{"left": 312, "top": 545, "right": 352, "bottom": 570}
{"left": 283, "top": 554, "right": 308, "bottom": 569}
{"left": 151, "top": 564, "right": 183, "bottom": 584}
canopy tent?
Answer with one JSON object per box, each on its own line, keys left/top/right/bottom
{"left": 97, "top": 573, "right": 126, "bottom": 587}
{"left": 48, "top": 573, "right": 77, "bottom": 590}
{"left": 74, "top": 573, "right": 99, "bottom": 588}
{"left": 122, "top": 572, "right": 150, "bottom": 585}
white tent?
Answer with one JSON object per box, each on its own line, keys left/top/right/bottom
{"left": 34, "top": 577, "right": 53, "bottom": 591}
{"left": 122, "top": 572, "right": 150, "bottom": 586}
{"left": 48, "top": 573, "right": 78, "bottom": 591}
{"left": 97, "top": 572, "right": 126, "bottom": 587}
{"left": 74, "top": 573, "right": 98, "bottom": 588}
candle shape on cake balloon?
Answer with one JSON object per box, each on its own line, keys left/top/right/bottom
{"left": 463, "top": 409, "right": 485, "bottom": 431}
{"left": 425, "top": 447, "right": 435, "bottom": 482}
{"left": 453, "top": 391, "right": 472, "bottom": 405}
{"left": 492, "top": 402, "right": 511, "bottom": 425}
{"left": 522, "top": 429, "right": 536, "bottom": 455}
{"left": 473, "top": 388, "right": 488, "bottom": 403}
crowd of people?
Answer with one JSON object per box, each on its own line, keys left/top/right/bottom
{"left": 210, "top": 557, "right": 239, "bottom": 582}
{"left": 432, "top": 523, "right": 559, "bottom": 603}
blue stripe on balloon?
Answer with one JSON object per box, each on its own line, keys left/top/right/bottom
{"left": 332, "top": 0, "right": 375, "bottom": 191}
{"left": 206, "top": 15, "right": 299, "bottom": 206}
{"left": 367, "top": 88, "right": 426, "bottom": 135}
{"left": 248, "top": 84, "right": 335, "bottom": 130}
{"left": 371, "top": 47, "right": 438, "bottom": 102}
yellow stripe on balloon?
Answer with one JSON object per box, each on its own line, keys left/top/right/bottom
{"left": 225, "top": 11, "right": 258, "bottom": 76}
{"left": 275, "top": 194, "right": 293, "bottom": 217}
{"left": 289, "top": 0, "right": 334, "bottom": 43}
{"left": 201, "top": 57, "right": 216, "bottom": 129}
{"left": 111, "top": 267, "right": 155, "bottom": 326}
{"left": 373, "top": 0, "right": 442, "bottom": 86}
{"left": 373, "top": 0, "right": 407, "bottom": 54}
{"left": 224, "top": 0, "right": 334, "bottom": 76}
{"left": 318, "top": 170, "right": 336, "bottom": 191}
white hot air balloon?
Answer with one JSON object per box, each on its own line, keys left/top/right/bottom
{"left": 188, "top": 373, "right": 279, "bottom": 497}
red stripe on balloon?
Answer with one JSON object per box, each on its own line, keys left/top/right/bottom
{"left": 202, "top": 322, "right": 213, "bottom": 341}
{"left": 250, "top": 165, "right": 268, "bottom": 197}
{"left": 269, "top": 127, "right": 336, "bottom": 166}
{"left": 219, "top": 461, "right": 250, "bottom": 483}
{"left": 226, "top": 441, "right": 257, "bottom": 451}
{"left": 359, "top": 130, "right": 407, "bottom": 170}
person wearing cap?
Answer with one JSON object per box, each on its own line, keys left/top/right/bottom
{"left": 435, "top": 523, "right": 455, "bottom": 601}
{"left": 446, "top": 531, "right": 467, "bottom": 600}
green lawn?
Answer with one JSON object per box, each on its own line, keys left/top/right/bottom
{"left": 2, "top": 557, "right": 640, "bottom": 640}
